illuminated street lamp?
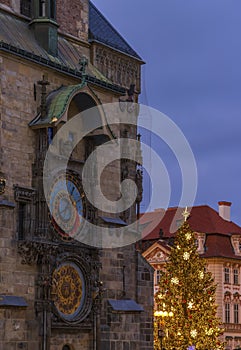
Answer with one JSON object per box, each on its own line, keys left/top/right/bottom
{"left": 154, "top": 310, "right": 174, "bottom": 350}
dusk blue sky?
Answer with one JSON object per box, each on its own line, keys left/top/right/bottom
{"left": 91, "top": 0, "right": 241, "bottom": 225}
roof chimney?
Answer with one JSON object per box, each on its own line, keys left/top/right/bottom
{"left": 218, "top": 201, "right": 232, "bottom": 221}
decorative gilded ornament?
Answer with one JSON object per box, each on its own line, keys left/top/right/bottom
{"left": 187, "top": 301, "right": 194, "bottom": 309}
{"left": 185, "top": 232, "right": 192, "bottom": 240}
{"left": 190, "top": 329, "right": 197, "bottom": 338}
{"left": 183, "top": 252, "right": 190, "bottom": 260}
{"left": 52, "top": 262, "right": 85, "bottom": 320}
{"left": 199, "top": 271, "right": 204, "bottom": 279}
{"left": 171, "top": 277, "right": 179, "bottom": 285}
{"left": 205, "top": 328, "right": 214, "bottom": 335}
{"left": 51, "top": 116, "right": 58, "bottom": 123}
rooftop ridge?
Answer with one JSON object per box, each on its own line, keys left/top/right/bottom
{"left": 140, "top": 203, "right": 241, "bottom": 241}
{"left": 89, "top": 1, "right": 143, "bottom": 61}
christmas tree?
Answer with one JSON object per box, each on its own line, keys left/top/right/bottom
{"left": 154, "top": 217, "right": 224, "bottom": 350}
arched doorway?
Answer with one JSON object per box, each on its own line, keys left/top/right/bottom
{"left": 62, "top": 345, "right": 72, "bottom": 350}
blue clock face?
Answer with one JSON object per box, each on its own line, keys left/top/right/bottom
{"left": 58, "top": 197, "right": 72, "bottom": 222}
{"left": 49, "top": 174, "right": 85, "bottom": 240}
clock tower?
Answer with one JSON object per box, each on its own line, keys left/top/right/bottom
{"left": 0, "top": 1, "right": 154, "bottom": 349}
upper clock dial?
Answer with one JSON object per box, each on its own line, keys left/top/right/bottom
{"left": 49, "top": 174, "right": 84, "bottom": 240}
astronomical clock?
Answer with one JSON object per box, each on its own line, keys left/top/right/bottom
{"left": 51, "top": 256, "right": 93, "bottom": 325}
{"left": 48, "top": 172, "right": 86, "bottom": 241}
{"left": 46, "top": 171, "right": 98, "bottom": 327}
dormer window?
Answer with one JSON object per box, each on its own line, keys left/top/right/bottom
{"left": 30, "top": 0, "right": 58, "bottom": 56}
{"left": 37, "top": 0, "right": 56, "bottom": 19}
{"left": 39, "top": 0, "right": 46, "bottom": 17}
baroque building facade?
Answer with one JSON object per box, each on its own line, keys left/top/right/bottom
{"left": 141, "top": 202, "right": 241, "bottom": 350}
{"left": 0, "top": 1, "right": 153, "bottom": 349}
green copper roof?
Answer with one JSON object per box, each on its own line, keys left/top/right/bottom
{"left": 0, "top": 10, "right": 125, "bottom": 94}
{"left": 29, "top": 81, "right": 86, "bottom": 127}
{"left": 49, "top": 83, "right": 86, "bottom": 121}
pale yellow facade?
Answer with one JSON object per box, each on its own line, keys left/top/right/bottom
{"left": 143, "top": 236, "right": 241, "bottom": 350}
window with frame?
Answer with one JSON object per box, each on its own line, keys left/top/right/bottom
{"left": 234, "top": 268, "right": 239, "bottom": 285}
{"left": 234, "top": 303, "right": 239, "bottom": 324}
{"left": 18, "top": 202, "right": 26, "bottom": 240}
{"left": 224, "top": 267, "right": 230, "bottom": 283}
{"left": 225, "top": 303, "right": 230, "bottom": 323}
{"left": 49, "top": 0, "right": 56, "bottom": 19}
{"left": 20, "top": 0, "right": 31, "bottom": 17}
{"left": 38, "top": 0, "right": 56, "bottom": 19}
{"left": 14, "top": 185, "right": 35, "bottom": 240}
{"left": 156, "top": 270, "right": 162, "bottom": 285}
{"left": 17, "top": 201, "right": 33, "bottom": 240}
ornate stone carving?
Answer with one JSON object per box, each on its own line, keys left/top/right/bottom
{"left": 18, "top": 240, "right": 60, "bottom": 265}
{"left": 195, "top": 232, "right": 206, "bottom": 254}
{"left": 231, "top": 235, "right": 241, "bottom": 256}
{"left": 14, "top": 185, "right": 36, "bottom": 202}
{"left": 93, "top": 46, "right": 140, "bottom": 91}
{"left": 224, "top": 291, "right": 231, "bottom": 302}
{"left": 146, "top": 248, "right": 166, "bottom": 264}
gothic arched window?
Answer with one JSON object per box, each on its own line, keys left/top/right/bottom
{"left": 20, "top": 0, "right": 31, "bottom": 17}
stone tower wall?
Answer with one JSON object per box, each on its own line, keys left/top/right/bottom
{"left": 0, "top": 2, "right": 153, "bottom": 349}
{"left": 56, "top": 0, "right": 89, "bottom": 41}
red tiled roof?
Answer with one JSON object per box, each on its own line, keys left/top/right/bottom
{"left": 140, "top": 205, "right": 241, "bottom": 241}
{"left": 152, "top": 233, "right": 240, "bottom": 260}
{"left": 202, "top": 234, "right": 235, "bottom": 259}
